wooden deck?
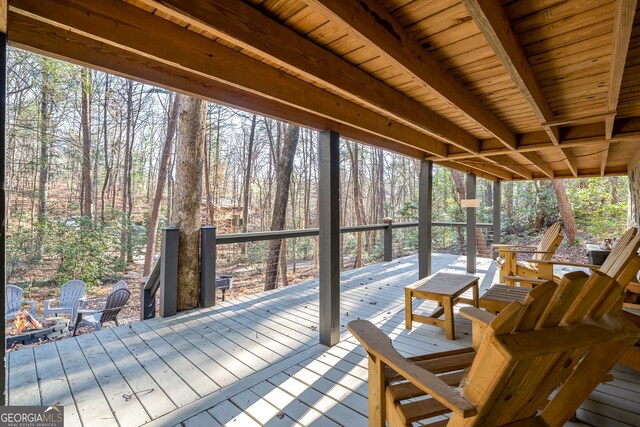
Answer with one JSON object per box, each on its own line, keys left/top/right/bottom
{"left": 8, "top": 254, "right": 640, "bottom": 426}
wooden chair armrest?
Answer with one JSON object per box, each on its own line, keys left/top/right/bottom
{"left": 626, "top": 282, "right": 640, "bottom": 294}
{"left": 494, "top": 244, "right": 537, "bottom": 249}
{"left": 459, "top": 307, "right": 496, "bottom": 349}
{"left": 459, "top": 307, "right": 496, "bottom": 325}
{"left": 499, "top": 250, "right": 557, "bottom": 255}
{"left": 348, "top": 320, "right": 477, "bottom": 418}
{"left": 524, "top": 259, "right": 600, "bottom": 269}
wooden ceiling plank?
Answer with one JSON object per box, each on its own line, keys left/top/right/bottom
{"left": 606, "top": 0, "right": 637, "bottom": 139}
{"left": 7, "top": 11, "right": 428, "bottom": 160}
{"left": 137, "top": 0, "right": 482, "bottom": 153}
{"left": 462, "top": 0, "right": 579, "bottom": 176}
{"left": 302, "top": 0, "right": 517, "bottom": 150}
{"left": 9, "top": 0, "right": 449, "bottom": 159}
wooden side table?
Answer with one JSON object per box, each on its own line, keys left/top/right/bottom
{"left": 405, "top": 272, "right": 479, "bottom": 340}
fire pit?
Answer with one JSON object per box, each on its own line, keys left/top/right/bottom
{"left": 6, "top": 310, "right": 69, "bottom": 348}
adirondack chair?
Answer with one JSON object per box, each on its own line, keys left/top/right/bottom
{"left": 43, "top": 279, "right": 87, "bottom": 323}
{"left": 79, "top": 280, "right": 127, "bottom": 310}
{"left": 481, "top": 228, "right": 640, "bottom": 314}
{"left": 523, "top": 227, "right": 639, "bottom": 286}
{"left": 348, "top": 270, "right": 639, "bottom": 426}
{"left": 5, "top": 285, "right": 36, "bottom": 321}
{"left": 73, "top": 288, "right": 131, "bottom": 335}
{"left": 495, "top": 221, "right": 563, "bottom": 287}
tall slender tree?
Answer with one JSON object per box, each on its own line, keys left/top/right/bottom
{"left": 80, "top": 67, "right": 93, "bottom": 222}
{"left": 143, "top": 93, "right": 181, "bottom": 275}
{"left": 264, "top": 123, "right": 299, "bottom": 290}
{"left": 36, "top": 57, "right": 53, "bottom": 260}
{"left": 552, "top": 179, "right": 578, "bottom": 244}
{"left": 173, "top": 96, "right": 206, "bottom": 310}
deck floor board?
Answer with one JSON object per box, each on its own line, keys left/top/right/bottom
{"left": 7, "top": 254, "right": 639, "bottom": 426}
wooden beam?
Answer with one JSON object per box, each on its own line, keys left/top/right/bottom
{"left": 7, "top": 11, "right": 429, "bottom": 160}
{"left": 489, "top": 155, "right": 533, "bottom": 180}
{"left": 138, "top": 0, "right": 481, "bottom": 154}
{"left": 303, "top": 0, "right": 516, "bottom": 150}
{"left": 544, "top": 112, "right": 616, "bottom": 128}
{"left": 520, "top": 152, "right": 554, "bottom": 179}
{"left": 462, "top": 0, "right": 578, "bottom": 176}
{"left": 438, "top": 161, "right": 504, "bottom": 182}
{"left": 600, "top": 142, "right": 610, "bottom": 176}
{"left": 0, "top": 0, "right": 6, "bottom": 33}
{"left": 606, "top": 0, "right": 637, "bottom": 139}
{"left": 428, "top": 125, "right": 640, "bottom": 161}
{"left": 562, "top": 148, "right": 579, "bottom": 178}
{"left": 9, "top": 0, "right": 448, "bottom": 159}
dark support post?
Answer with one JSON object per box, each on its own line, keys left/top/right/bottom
{"left": 318, "top": 129, "right": 340, "bottom": 346}
{"left": 0, "top": 21, "right": 7, "bottom": 406}
{"left": 466, "top": 173, "right": 477, "bottom": 273}
{"left": 418, "top": 160, "right": 433, "bottom": 278}
{"left": 493, "top": 181, "right": 502, "bottom": 259}
{"left": 160, "top": 226, "right": 179, "bottom": 317}
{"left": 200, "top": 226, "right": 217, "bottom": 308}
{"left": 383, "top": 218, "right": 393, "bottom": 261}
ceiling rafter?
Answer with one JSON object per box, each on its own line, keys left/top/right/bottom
{"left": 9, "top": 0, "right": 450, "bottom": 156}
{"left": 8, "top": 1, "right": 509, "bottom": 181}
{"left": 461, "top": 0, "right": 577, "bottom": 177}
{"left": 139, "top": 0, "right": 485, "bottom": 154}
{"left": 6, "top": 12, "right": 427, "bottom": 159}
{"left": 519, "top": 152, "right": 554, "bottom": 179}
{"left": 426, "top": 123, "right": 640, "bottom": 161}
{"left": 603, "top": 0, "right": 637, "bottom": 174}
{"left": 302, "top": 0, "right": 517, "bottom": 151}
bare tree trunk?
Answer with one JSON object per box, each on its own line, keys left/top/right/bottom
{"left": 120, "top": 81, "right": 133, "bottom": 263}
{"left": 80, "top": 68, "right": 93, "bottom": 222}
{"left": 241, "top": 114, "right": 257, "bottom": 253}
{"left": 552, "top": 179, "right": 578, "bottom": 244}
{"left": 143, "top": 93, "right": 181, "bottom": 275}
{"left": 173, "top": 96, "right": 206, "bottom": 311}
{"left": 204, "top": 105, "right": 215, "bottom": 224}
{"left": 348, "top": 142, "right": 365, "bottom": 268}
{"left": 264, "top": 124, "right": 299, "bottom": 291}
{"left": 377, "top": 148, "right": 385, "bottom": 222}
{"left": 36, "top": 58, "right": 53, "bottom": 260}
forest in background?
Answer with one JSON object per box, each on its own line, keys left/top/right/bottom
{"left": 5, "top": 49, "right": 631, "bottom": 295}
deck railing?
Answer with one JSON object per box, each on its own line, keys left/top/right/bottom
{"left": 141, "top": 220, "right": 493, "bottom": 319}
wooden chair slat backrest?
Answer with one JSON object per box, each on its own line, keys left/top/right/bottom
{"left": 451, "top": 270, "right": 638, "bottom": 426}
{"left": 5, "top": 285, "right": 23, "bottom": 313}
{"left": 532, "top": 221, "right": 563, "bottom": 261}
{"left": 600, "top": 227, "right": 638, "bottom": 272}
{"left": 601, "top": 230, "right": 640, "bottom": 287}
{"left": 59, "top": 280, "right": 87, "bottom": 308}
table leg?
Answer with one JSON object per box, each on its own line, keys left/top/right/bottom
{"left": 472, "top": 284, "right": 479, "bottom": 308}
{"left": 443, "top": 296, "right": 454, "bottom": 340}
{"left": 405, "top": 288, "right": 412, "bottom": 330}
